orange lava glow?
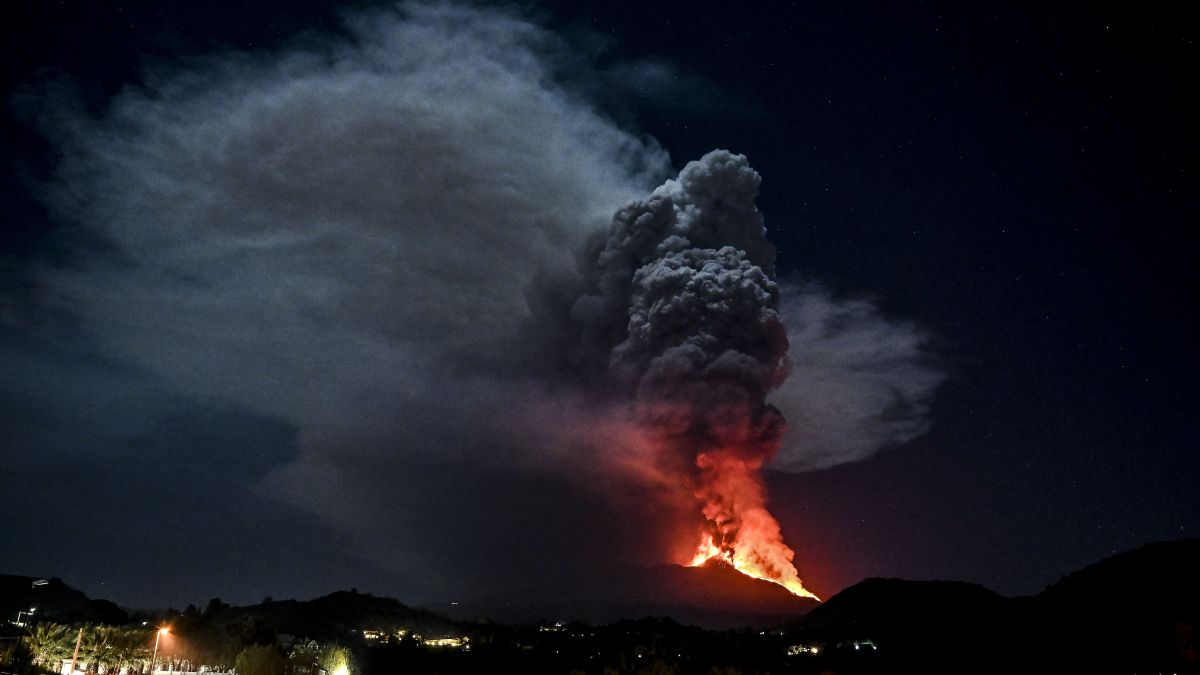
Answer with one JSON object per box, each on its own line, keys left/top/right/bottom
{"left": 684, "top": 452, "right": 821, "bottom": 602}
{"left": 687, "top": 532, "right": 819, "bottom": 601}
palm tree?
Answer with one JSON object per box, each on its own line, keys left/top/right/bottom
{"left": 109, "top": 627, "right": 150, "bottom": 674}
{"left": 79, "top": 625, "right": 118, "bottom": 674}
{"left": 288, "top": 639, "right": 321, "bottom": 674}
{"left": 26, "top": 622, "right": 72, "bottom": 670}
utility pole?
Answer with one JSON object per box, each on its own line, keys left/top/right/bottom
{"left": 66, "top": 626, "right": 83, "bottom": 675}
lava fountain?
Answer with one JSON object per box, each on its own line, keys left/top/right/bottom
{"left": 686, "top": 452, "right": 820, "bottom": 601}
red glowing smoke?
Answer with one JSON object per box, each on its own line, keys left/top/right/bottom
{"left": 688, "top": 452, "right": 819, "bottom": 600}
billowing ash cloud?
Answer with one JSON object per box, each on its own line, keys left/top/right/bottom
{"left": 571, "top": 151, "right": 779, "bottom": 373}
{"left": 10, "top": 1, "right": 943, "bottom": 598}
{"left": 770, "top": 285, "right": 945, "bottom": 471}
{"left": 537, "top": 151, "right": 812, "bottom": 596}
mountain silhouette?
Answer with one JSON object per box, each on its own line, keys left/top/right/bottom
{"left": 433, "top": 559, "right": 817, "bottom": 629}
{"left": 787, "top": 539, "right": 1200, "bottom": 673}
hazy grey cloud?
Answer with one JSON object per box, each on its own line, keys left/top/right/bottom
{"left": 36, "top": 2, "right": 667, "bottom": 423}
{"left": 603, "top": 60, "right": 735, "bottom": 119}
{"left": 31, "top": 4, "right": 673, "bottom": 437}
{"left": 770, "top": 284, "right": 945, "bottom": 471}
{"left": 22, "top": 1, "right": 669, "bottom": 592}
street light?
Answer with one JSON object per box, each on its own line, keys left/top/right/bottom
{"left": 15, "top": 608, "right": 35, "bottom": 627}
{"left": 151, "top": 627, "right": 170, "bottom": 673}
{"left": 16, "top": 581, "right": 49, "bottom": 669}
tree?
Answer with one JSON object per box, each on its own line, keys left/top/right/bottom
{"left": 318, "top": 645, "right": 353, "bottom": 675}
{"left": 288, "top": 640, "right": 321, "bottom": 673}
{"left": 235, "top": 644, "right": 284, "bottom": 675}
{"left": 203, "top": 598, "right": 230, "bottom": 618}
{"left": 79, "top": 624, "right": 117, "bottom": 674}
{"left": 233, "top": 616, "right": 277, "bottom": 648}
{"left": 26, "top": 622, "right": 72, "bottom": 670}
{"left": 110, "top": 627, "right": 151, "bottom": 674}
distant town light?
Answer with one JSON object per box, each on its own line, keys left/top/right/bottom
{"left": 421, "top": 637, "right": 466, "bottom": 649}
{"left": 786, "top": 644, "right": 821, "bottom": 656}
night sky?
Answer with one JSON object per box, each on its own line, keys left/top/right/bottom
{"left": 2, "top": 1, "right": 1196, "bottom": 610}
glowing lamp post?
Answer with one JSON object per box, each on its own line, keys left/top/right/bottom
{"left": 151, "top": 627, "right": 170, "bottom": 673}
{"left": 13, "top": 580, "right": 48, "bottom": 668}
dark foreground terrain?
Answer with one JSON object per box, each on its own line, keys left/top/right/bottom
{"left": 3, "top": 539, "right": 1197, "bottom": 674}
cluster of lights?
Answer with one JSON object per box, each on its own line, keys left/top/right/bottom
{"left": 786, "top": 644, "right": 820, "bottom": 656}
{"left": 360, "top": 627, "right": 410, "bottom": 644}
{"left": 786, "top": 639, "right": 879, "bottom": 656}
{"left": 422, "top": 636, "right": 469, "bottom": 649}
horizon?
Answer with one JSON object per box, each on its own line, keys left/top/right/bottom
{"left": 2, "top": 0, "right": 1195, "bottom": 612}
{"left": 8, "top": 536, "right": 1194, "bottom": 613}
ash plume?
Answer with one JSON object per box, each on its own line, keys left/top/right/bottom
{"left": 546, "top": 151, "right": 817, "bottom": 597}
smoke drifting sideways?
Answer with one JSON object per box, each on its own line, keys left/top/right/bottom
{"left": 11, "top": 2, "right": 943, "bottom": 599}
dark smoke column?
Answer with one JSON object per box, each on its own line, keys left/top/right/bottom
{"left": 570, "top": 150, "right": 819, "bottom": 600}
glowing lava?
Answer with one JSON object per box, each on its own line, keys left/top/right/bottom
{"left": 691, "top": 530, "right": 820, "bottom": 598}
{"left": 684, "top": 452, "right": 821, "bottom": 602}
{"left": 687, "top": 532, "right": 820, "bottom": 601}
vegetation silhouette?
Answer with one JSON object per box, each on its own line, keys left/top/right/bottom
{"left": 2, "top": 539, "right": 1196, "bottom": 673}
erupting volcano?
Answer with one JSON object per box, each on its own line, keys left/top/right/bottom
{"left": 686, "top": 456, "right": 821, "bottom": 601}
{"left": 554, "top": 150, "right": 821, "bottom": 604}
